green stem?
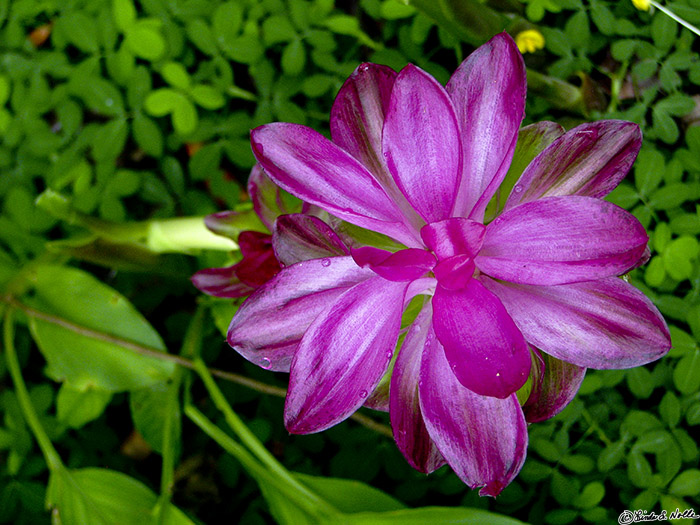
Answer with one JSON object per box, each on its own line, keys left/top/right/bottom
{"left": 2, "top": 309, "right": 63, "bottom": 471}
{"left": 184, "top": 405, "right": 337, "bottom": 520}
{"left": 582, "top": 407, "right": 613, "bottom": 447}
{"left": 191, "top": 358, "right": 338, "bottom": 516}
{"left": 156, "top": 306, "right": 206, "bottom": 524}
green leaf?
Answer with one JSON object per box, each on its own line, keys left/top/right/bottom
{"left": 597, "top": 441, "right": 626, "bottom": 472}
{"left": 380, "top": 0, "right": 416, "bottom": 19}
{"left": 190, "top": 85, "right": 225, "bottom": 110}
{"left": 130, "top": 383, "right": 180, "bottom": 455}
{"left": 91, "top": 118, "right": 128, "bottom": 161}
{"left": 56, "top": 384, "right": 112, "bottom": 429}
{"left": 626, "top": 366, "right": 654, "bottom": 398}
{"left": 627, "top": 451, "right": 653, "bottom": 488}
{"left": 26, "top": 265, "right": 175, "bottom": 392}
{"left": 161, "top": 62, "right": 191, "bottom": 90}
{"left": 644, "top": 256, "right": 665, "bottom": 287}
{"left": 349, "top": 507, "right": 527, "bottom": 524}
{"left": 189, "top": 143, "right": 222, "bottom": 180}
{"left": 144, "top": 88, "right": 181, "bottom": 117}
{"left": 73, "top": 77, "right": 125, "bottom": 117}
{"left": 281, "top": 39, "right": 306, "bottom": 76}
{"left": 324, "top": 15, "right": 378, "bottom": 48}
{"left": 185, "top": 19, "right": 218, "bottom": 55}
{"left": 262, "top": 15, "right": 298, "bottom": 45}
{"left": 47, "top": 468, "right": 193, "bottom": 524}
{"left": 171, "top": 97, "right": 198, "bottom": 135}
{"left": 669, "top": 469, "right": 700, "bottom": 497}
{"left": 295, "top": 473, "right": 405, "bottom": 513}
{"left": 132, "top": 113, "right": 164, "bottom": 157}
{"left": 589, "top": 0, "right": 615, "bottom": 34}
{"left": 113, "top": 0, "right": 137, "bottom": 32}
{"left": 60, "top": 12, "right": 100, "bottom": 53}
{"left": 673, "top": 351, "right": 700, "bottom": 394}
{"left": 652, "top": 107, "right": 679, "bottom": 144}
{"left": 660, "top": 392, "right": 681, "bottom": 427}
{"left": 213, "top": 2, "right": 244, "bottom": 40}
{"left": 560, "top": 454, "right": 594, "bottom": 474}
{"left": 649, "top": 183, "right": 692, "bottom": 209}
{"left": 651, "top": 10, "right": 677, "bottom": 52}
{"left": 634, "top": 149, "right": 664, "bottom": 196}
{"left": 125, "top": 23, "right": 166, "bottom": 61}
{"left": 220, "top": 33, "right": 265, "bottom": 64}
{"left": 572, "top": 481, "right": 604, "bottom": 509}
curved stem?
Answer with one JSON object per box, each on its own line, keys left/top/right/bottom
{"left": 2, "top": 309, "right": 63, "bottom": 471}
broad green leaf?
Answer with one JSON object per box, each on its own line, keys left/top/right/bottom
{"left": 634, "top": 149, "right": 664, "bottom": 196}
{"left": 213, "top": 2, "right": 244, "bottom": 40}
{"left": 190, "top": 85, "right": 225, "bottom": 110}
{"left": 145, "top": 88, "right": 181, "bottom": 117}
{"left": 597, "top": 441, "right": 626, "bottom": 472}
{"left": 73, "top": 77, "right": 125, "bottom": 117}
{"left": 113, "top": 0, "right": 137, "bottom": 32}
{"left": 262, "top": 15, "right": 298, "bottom": 45}
{"left": 92, "top": 118, "right": 128, "bottom": 161}
{"left": 669, "top": 470, "right": 700, "bottom": 497}
{"left": 171, "top": 97, "right": 198, "bottom": 135}
{"left": 281, "top": 39, "right": 306, "bottom": 76}
{"left": 26, "top": 265, "right": 175, "bottom": 392}
{"left": 125, "top": 23, "right": 166, "bottom": 61}
{"left": 349, "top": 507, "right": 527, "bottom": 524}
{"left": 185, "top": 19, "right": 218, "bottom": 55}
{"left": 56, "top": 384, "right": 112, "bottom": 429}
{"left": 132, "top": 113, "right": 164, "bottom": 157}
{"left": 161, "top": 62, "right": 191, "bottom": 90}
{"left": 572, "top": 481, "right": 604, "bottom": 509}
{"left": 219, "top": 34, "right": 264, "bottom": 64}
{"left": 627, "top": 367, "right": 653, "bottom": 398}
{"left": 644, "top": 256, "right": 665, "bottom": 287}
{"left": 627, "top": 451, "right": 653, "bottom": 488}
{"left": 130, "top": 382, "right": 180, "bottom": 455}
{"left": 295, "top": 473, "right": 405, "bottom": 513}
{"left": 660, "top": 392, "right": 681, "bottom": 427}
{"left": 674, "top": 351, "right": 700, "bottom": 394}
{"left": 48, "top": 468, "right": 193, "bottom": 524}
{"left": 60, "top": 12, "right": 100, "bottom": 54}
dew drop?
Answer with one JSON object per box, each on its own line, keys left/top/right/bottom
{"left": 359, "top": 390, "right": 368, "bottom": 398}
{"left": 321, "top": 258, "right": 331, "bottom": 267}
{"left": 385, "top": 351, "right": 393, "bottom": 360}
{"left": 260, "top": 358, "right": 272, "bottom": 370}
{"left": 105, "top": 98, "right": 114, "bottom": 107}
{"left": 513, "top": 185, "right": 523, "bottom": 194}
{"left": 359, "top": 63, "right": 370, "bottom": 72}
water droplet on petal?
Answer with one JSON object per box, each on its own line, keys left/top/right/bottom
{"left": 514, "top": 185, "right": 523, "bottom": 194}
{"left": 385, "top": 351, "right": 393, "bottom": 360}
{"left": 359, "top": 390, "right": 368, "bottom": 398}
{"left": 260, "top": 358, "right": 272, "bottom": 370}
{"left": 321, "top": 258, "right": 331, "bottom": 267}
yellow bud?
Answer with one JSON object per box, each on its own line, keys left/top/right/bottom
{"left": 515, "top": 30, "right": 545, "bottom": 54}
{"left": 632, "top": 0, "right": 651, "bottom": 10}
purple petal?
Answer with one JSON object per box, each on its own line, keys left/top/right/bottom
{"left": 504, "top": 121, "right": 642, "bottom": 211}
{"left": 191, "top": 266, "right": 254, "bottom": 298}
{"left": 247, "top": 164, "right": 301, "bottom": 231}
{"left": 330, "top": 63, "right": 396, "bottom": 186}
{"left": 284, "top": 277, "right": 408, "bottom": 433}
{"left": 272, "top": 214, "right": 348, "bottom": 267}
{"left": 481, "top": 276, "right": 671, "bottom": 369}
{"left": 251, "top": 123, "right": 419, "bottom": 246}
{"left": 382, "top": 64, "right": 462, "bottom": 223}
{"left": 228, "top": 257, "right": 374, "bottom": 372}
{"left": 419, "top": 329, "right": 527, "bottom": 496}
{"left": 390, "top": 304, "right": 445, "bottom": 473}
{"left": 234, "top": 231, "right": 281, "bottom": 287}
{"left": 523, "top": 349, "right": 586, "bottom": 423}
{"left": 446, "top": 33, "right": 526, "bottom": 220}
{"left": 477, "top": 196, "right": 649, "bottom": 285}
{"left": 433, "top": 255, "right": 476, "bottom": 291}
{"left": 420, "top": 218, "right": 485, "bottom": 260}
{"left": 352, "top": 247, "right": 436, "bottom": 282}
{"left": 432, "top": 279, "right": 530, "bottom": 398}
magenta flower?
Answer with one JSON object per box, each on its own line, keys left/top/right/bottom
{"left": 228, "top": 33, "right": 671, "bottom": 495}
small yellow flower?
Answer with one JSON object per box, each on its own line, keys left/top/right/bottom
{"left": 515, "top": 30, "right": 545, "bottom": 54}
{"left": 631, "top": 0, "right": 651, "bottom": 11}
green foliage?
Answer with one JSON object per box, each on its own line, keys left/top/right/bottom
{"left": 1, "top": 0, "right": 700, "bottom": 523}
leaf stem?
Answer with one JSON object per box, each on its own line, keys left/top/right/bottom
{"left": 184, "top": 404, "right": 337, "bottom": 520}
{"left": 2, "top": 309, "right": 63, "bottom": 471}
{"left": 0, "top": 294, "right": 393, "bottom": 438}
{"left": 191, "top": 357, "right": 339, "bottom": 516}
